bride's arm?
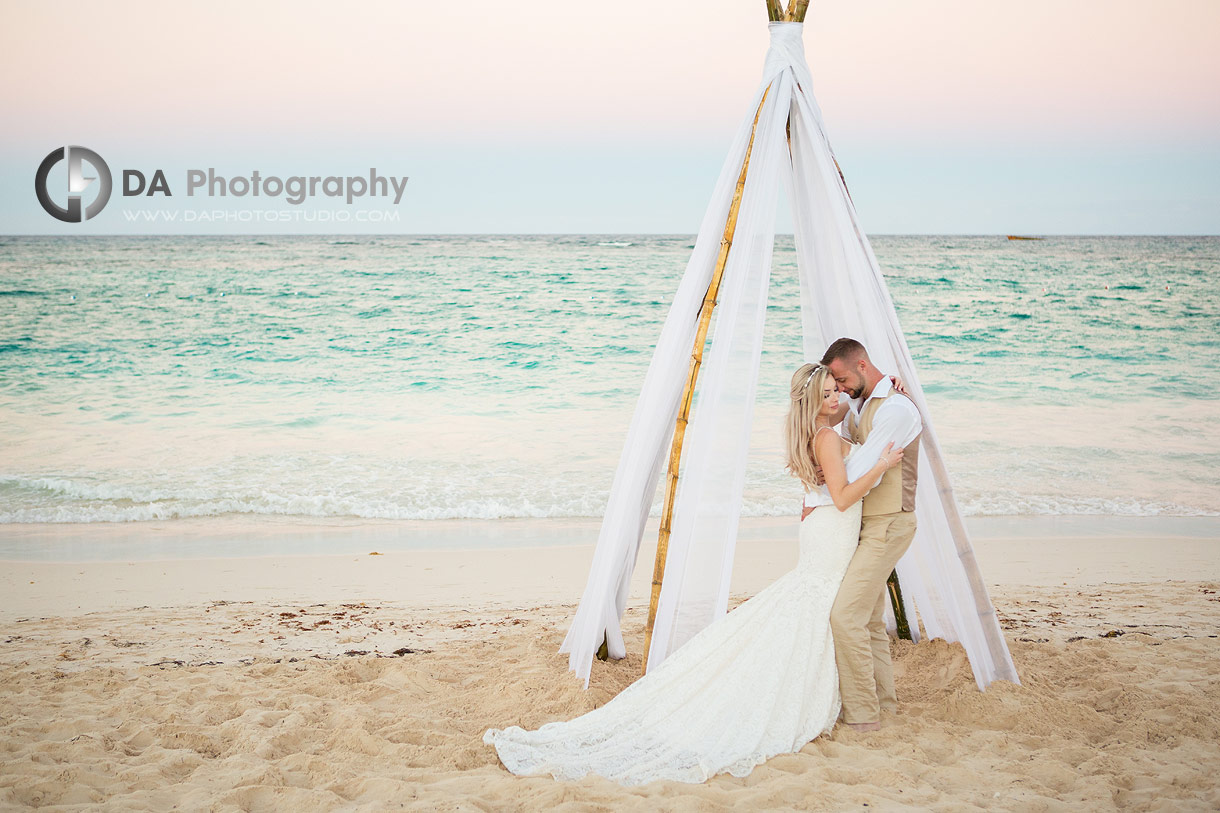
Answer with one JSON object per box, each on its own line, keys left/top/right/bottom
{"left": 814, "top": 432, "right": 902, "bottom": 512}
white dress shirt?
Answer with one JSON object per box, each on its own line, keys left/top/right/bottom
{"left": 843, "top": 375, "right": 922, "bottom": 481}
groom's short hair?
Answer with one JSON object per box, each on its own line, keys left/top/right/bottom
{"left": 821, "top": 337, "right": 867, "bottom": 366}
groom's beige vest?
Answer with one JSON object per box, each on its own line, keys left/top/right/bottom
{"left": 847, "top": 393, "right": 921, "bottom": 516}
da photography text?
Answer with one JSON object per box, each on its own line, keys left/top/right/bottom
{"left": 34, "top": 145, "right": 409, "bottom": 223}
{"left": 125, "top": 168, "right": 410, "bottom": 206}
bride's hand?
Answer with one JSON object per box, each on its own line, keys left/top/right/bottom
{"left": 889, "top": 375, "right": 909, "bottom": 396}
{"left": 880, "top": 441, "right": 904, "bottom": 470}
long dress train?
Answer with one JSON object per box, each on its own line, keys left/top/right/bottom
{"left": 483, "top": 497, "right": 862, "bottom": 786}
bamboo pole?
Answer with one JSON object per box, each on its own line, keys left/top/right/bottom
{"left": 785, "top": 0, "right": 810, "bottom": 22}
{"left": 771, "top": 1, "right": 809, "bottom": 23}
{"left": 640, "top": 84, "right": 773, "bottom": 674}
{"left": 887, "top": 569, "right": 912, "bottom": 640}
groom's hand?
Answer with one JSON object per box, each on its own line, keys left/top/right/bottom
{"left": 812, "top": 464, "right": 825, "bottom": 487}
{"left": 801, "top": 506, "right": 814, "bottom": 521}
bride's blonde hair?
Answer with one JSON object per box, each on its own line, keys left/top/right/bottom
{"left": 785, "top": 362, "right": 830, "bottom": 492}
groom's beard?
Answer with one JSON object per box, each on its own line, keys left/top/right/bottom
{"left": 843, "top": 372, "right": 868, "bottom": 399}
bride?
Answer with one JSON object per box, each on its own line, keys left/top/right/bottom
{"left": 483, "top": 362, "right": 905, "bottom": 785}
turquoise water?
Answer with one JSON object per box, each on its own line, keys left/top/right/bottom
{"left": 1, "top": 235, "right": 1217, "bottom": 525}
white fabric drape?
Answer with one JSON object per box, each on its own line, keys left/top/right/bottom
{"left": 561, "top": 22, "right": 1019, "bottom": 691}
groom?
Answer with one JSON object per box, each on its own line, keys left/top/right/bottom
{"left": 821, "top": 338, "right": 923, "bottom": 731}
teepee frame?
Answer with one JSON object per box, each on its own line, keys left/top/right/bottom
{"left": 563, "top": 1, "right": 1019, "bottom": 694}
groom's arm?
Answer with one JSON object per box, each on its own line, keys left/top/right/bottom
{"left": 843, "top": 397, "right": 921, "bottom": 485}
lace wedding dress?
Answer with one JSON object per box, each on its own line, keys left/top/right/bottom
{"left": 484, "top": 474, "right": 863, "bottom": 786}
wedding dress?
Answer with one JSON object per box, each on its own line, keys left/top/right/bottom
{"left": 484, "top": 449, "right": 863, "bottom": 786}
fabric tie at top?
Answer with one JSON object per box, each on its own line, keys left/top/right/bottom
{"left": 763, "top": 23, "right": 813, "bottom": 86}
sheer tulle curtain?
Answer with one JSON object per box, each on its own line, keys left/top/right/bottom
{"left": 562, "top": 22, "right": 1018, "bottom": 691}
{"left": 557, "top": 76, "right": 766, "bottom": 686}
{"left": 646, "top": 67, "right": 792, "bottom": 666}
{"left": 784, "top": 45, "right": 1018, "bottom": 688}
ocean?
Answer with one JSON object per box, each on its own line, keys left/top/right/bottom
{"left": 1, "top": 235, "right": 1217, "bottom": 538}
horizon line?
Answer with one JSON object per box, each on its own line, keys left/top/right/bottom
{"left": 3, "top": 232, "right": 1218, "bottom": 239}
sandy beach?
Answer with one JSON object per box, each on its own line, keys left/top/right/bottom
{"left": 0, "top": 518, "right": 1217, "bottom": 811}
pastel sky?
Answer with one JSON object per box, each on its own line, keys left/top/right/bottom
{"left": 2, "top": 0, "right": 1218, "bottom": 234}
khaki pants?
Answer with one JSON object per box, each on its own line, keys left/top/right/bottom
{"left": 830, "top": 510, "right": 917, "bottom": 724}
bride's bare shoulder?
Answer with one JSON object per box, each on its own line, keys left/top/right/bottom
{"left": 814, "top": 427, "right": 855, "bottom": 464}
{"left": 813, "top": 426, "right": 840, "bottom": 452}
